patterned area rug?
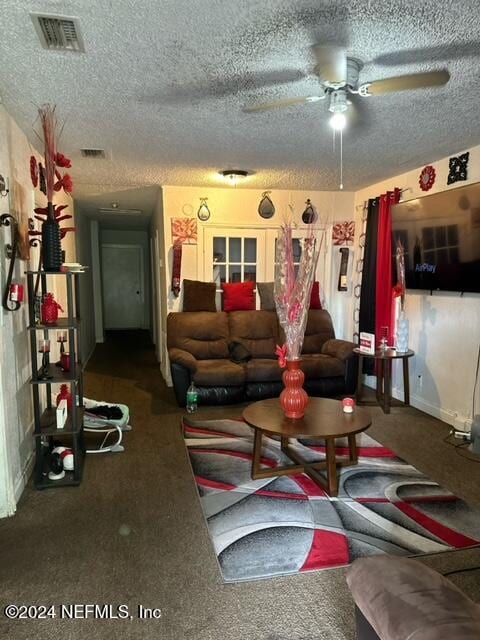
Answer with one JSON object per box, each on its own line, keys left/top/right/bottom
{"left": 183, "top": 416, "right": 480, "bottom": 583}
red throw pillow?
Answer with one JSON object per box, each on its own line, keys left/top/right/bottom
{"left": 222, "top": 282, "right": 255, "bottom": 312}
{"left": 310, "top": 281, "right": 322, "bottom": 309}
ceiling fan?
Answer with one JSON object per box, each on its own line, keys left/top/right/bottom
{"left": 243, "top": 46, "right": 450, "bottom": 130}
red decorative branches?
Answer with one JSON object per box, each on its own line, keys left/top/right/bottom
{"left": 29, "top": 104, "right": 75, "bottom": 239}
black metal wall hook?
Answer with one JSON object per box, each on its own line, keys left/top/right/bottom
{"left": 1, "top": 213, "right": 20, "bottom": 311}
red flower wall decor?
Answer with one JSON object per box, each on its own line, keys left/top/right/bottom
{"left": 419, "top": 165, "right": 436, "bottom": 191}
{"left": 332, "top": 221, "right": 355, "bottom": 246}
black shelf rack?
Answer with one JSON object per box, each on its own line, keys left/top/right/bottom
{"left": 26, "top": 270, "right": 85, "bottom": 489}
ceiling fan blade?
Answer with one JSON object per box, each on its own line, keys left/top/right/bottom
{"left": 367, "top": 70, "right": 450, "bottom": 95}
{"left": 243, "top": 95, "right": 323, "bottom": 113}
{"left": 312, "top": 45, "right": 347, "bottom": 84}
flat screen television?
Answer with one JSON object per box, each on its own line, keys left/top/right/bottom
{"left": 391, "top": 182, "right": 480, "bottom": 293}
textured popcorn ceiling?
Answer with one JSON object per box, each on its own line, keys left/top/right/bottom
{"left": 1, "top": 0, "right": 480, "bottom": 213}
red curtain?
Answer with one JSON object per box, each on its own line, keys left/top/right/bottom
{"left": 375, "top": 188, "right": 401, "bottom": 346}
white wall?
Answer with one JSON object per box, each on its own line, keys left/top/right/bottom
{"left": 75, "top": 213, "right": 96, "bottom": 364}
{"left": 0, "top": 106, "right": 76, "bottom": 515}
{"left": 90, "top": 220, "right": 104, "bottom": 343}
{"left": 151, "top": 188, "right": 166, "bottom": 367}
{"left": 354, "top": 144, "right": 480, "bottom": 431}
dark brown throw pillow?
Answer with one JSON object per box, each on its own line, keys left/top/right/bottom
{"left": 257, "top": 282, "right": 275, "bottom": 311}
{"left": 182, "top": 279, "right": 217, "bottom": 312}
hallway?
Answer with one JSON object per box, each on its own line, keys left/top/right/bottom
{"left": 0, "top": 332, "right": 479, "bottom": 640}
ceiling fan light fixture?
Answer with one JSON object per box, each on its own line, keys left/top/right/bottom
{"left": 329, "top": 112, "right": 347, "bottom": 131}
{"left": 219, "top": 169, "right": 249, "bottom": 186}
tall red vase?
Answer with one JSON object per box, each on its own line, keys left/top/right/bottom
{"left": 280, "top": 359, "right": 309, "bottom": 419}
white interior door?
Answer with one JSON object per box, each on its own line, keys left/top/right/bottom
{"left": 102, "top": 244, "right": 145, "bottom": 329}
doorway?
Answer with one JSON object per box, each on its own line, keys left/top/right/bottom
{"left": 101, "top": 243, "right": 147, "bottom": 329}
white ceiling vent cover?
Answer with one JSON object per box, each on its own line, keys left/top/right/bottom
{"left": 31, "top": 14, "right": 85, "bottom": 52}
{"left": 81, "top": 149, "right": 106, "bottom": 159}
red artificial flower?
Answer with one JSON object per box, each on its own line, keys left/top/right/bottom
{"left": 55, "top": 152, "right": 72, "bottom": 168}
{"left": 34, "top": 204, "right": 69, "bottom": 218}
{"left": 30, "top": 155, "right": 39, "bottom": 187}
{"left": 393, "top": 283, "right": 405, "bottom": 298}
{"left": 275, "top": 344, "right": 288, "bottom": 369}
{"left": 54, "top": 173, "right": 74, "bottom": 193}
{"left": 60, "top": 227, "right": 76, "bottom": 239}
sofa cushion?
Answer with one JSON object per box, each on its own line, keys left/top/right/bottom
{"left": 228, "top": 310, "right": 279, "bottom": 358}
{"left": 301, "top": 354, "right": 344, "bottom": 379}
{"left": 167, "top": 312, "right": 229, "bottom": 359}
{"left": 193, "top": 359, "right": 245, "bottom": 386}
{"left": 302, "top": 310, "right": 336, "bottom": 354}
{"left": 257, "top": 282, "right": 275, "bottom": 311}
{"left": 222, "top": 281, "right": 255, "bottom": 311}
{"left": 346, "top": 556, "right": 480, "bottom": 640}
{"left": 182, "top": 279, "right": 216, "bottom": 312}
{"left": 245, "top": 358, "right": 283, "bottom": 382}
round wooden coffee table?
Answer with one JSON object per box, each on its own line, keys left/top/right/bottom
{"left": 243, "top": 398, "right": 372, "bottom": 497}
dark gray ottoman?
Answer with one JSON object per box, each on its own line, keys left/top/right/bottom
{"left": 346, "top": 555, "right": 480, "bottom": 640}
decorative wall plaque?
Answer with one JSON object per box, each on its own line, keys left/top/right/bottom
{"left": 419, "top": 165, "right": 436, "bottom": 191}
{"left": 447, "top": 152, "right": 469, "bottom": 185}
{"left": 258, "top": 191, "right": 275, "bottom": 219}
{"left": 332, "top": 221, "right": 355, "bottom": 245}
{"left": 171, "top": 217, "right": 198, "bottom": 245}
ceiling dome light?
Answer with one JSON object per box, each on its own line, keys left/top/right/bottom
{"left": 329, "top": 112, "right": 347, "bottom": 130}
{"left": 219, "top": 169, "right": 248, "bottom": 186}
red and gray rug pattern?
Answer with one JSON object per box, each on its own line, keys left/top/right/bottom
{"left": 183, "top": 417, "right": 480, "bottom": 582}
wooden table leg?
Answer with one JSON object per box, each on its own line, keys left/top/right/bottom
{"left": 348, "top": 433, "right": 358, "bottom": 464}
{"left": 383, "top": 360, "right": 391, "bottom": 414}
{"left": 376, "top": 359, "right": 383, "bottom": 402}
{"left": 355, "top": 354, "right": 364, "bottom": 403}
{"left": 403, "top": 357, "right": 410, "bottom": 405}
{"left": 325, "top": 438, "right": 339, "bottom": 496}
{"left": 252, "top": 428, "right": 263, "bottom": 478}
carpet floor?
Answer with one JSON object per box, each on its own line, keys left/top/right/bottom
{"left": 0, "top": 330, "right": 478, "bottom": 640}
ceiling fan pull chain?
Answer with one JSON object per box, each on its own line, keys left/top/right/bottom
{"left": 339, "top": 128, "right": 344, "bottom": 190}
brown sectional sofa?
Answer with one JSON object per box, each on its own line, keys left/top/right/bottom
{"left": 167, "top": 309, "right": 358, "bottom": 407}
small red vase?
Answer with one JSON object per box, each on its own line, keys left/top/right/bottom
{"left": 41, "top": 293, "right": 63, "bottom": 325}
{"left": 280, "top": 359, "right": 309, "bottom": 419}
{"left": 56, "top": 383, "right": 73, "bottom": 410}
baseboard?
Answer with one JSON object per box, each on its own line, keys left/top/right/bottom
{"left": 391, "top": 385, "right": 471, "bottom": 432}
{"left": 364, "top": 374, "right": 471, "bottom": 432}
{"left": 83, "top": 342, "right": 96, "bottom": 367}
{"left": 13, "top": 447, "right": 35, "bottom": 507}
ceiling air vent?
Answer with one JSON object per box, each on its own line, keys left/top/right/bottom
{"left": 81, "top": 149, "right": 106, "bottom": 159}
{"left": 31, "top": 14, "right": 85, "bottom": 52}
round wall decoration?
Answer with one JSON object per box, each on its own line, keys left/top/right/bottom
{"left": 419, "top": 165, "right": 436, "bottom": 191}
